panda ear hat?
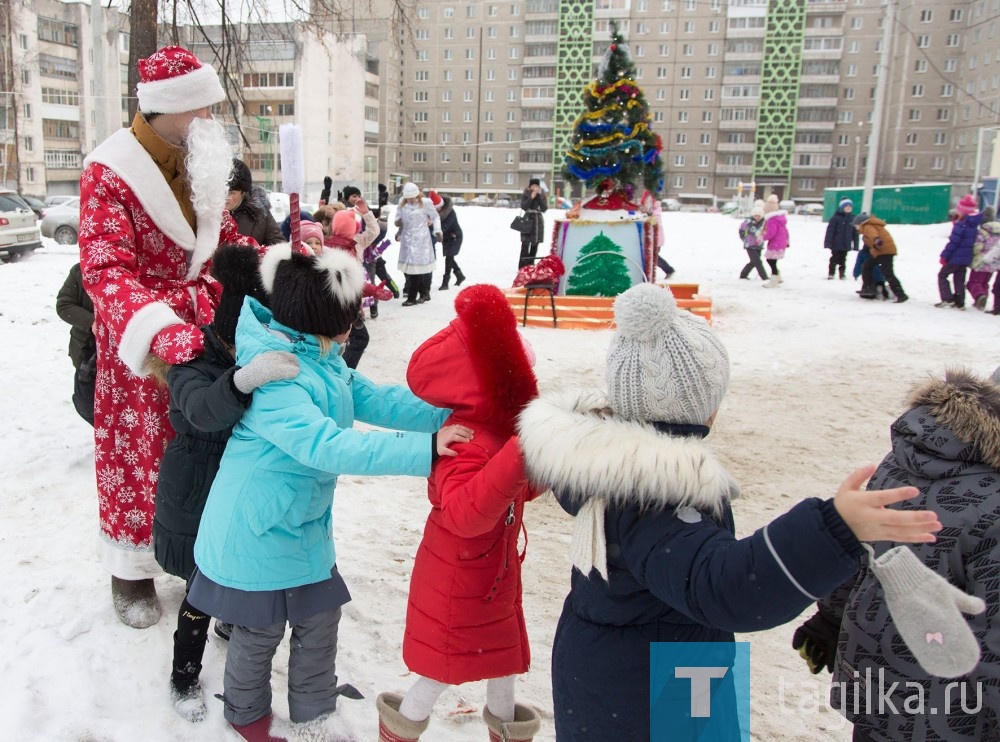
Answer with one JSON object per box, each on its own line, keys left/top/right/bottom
{"left": 260, "top": 244, "right": 364, "bottom": 338}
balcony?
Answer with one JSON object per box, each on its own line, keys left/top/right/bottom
{"left": 798, "top": 97, "right": 839, "bottom": 108}
{"left": 716, "top": 164, "right": 752, "bottom": 175}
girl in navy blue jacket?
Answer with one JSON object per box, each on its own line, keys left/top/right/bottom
{"left": 938, "top": 194, "right": 985, "bottom": 309}
{"left": 517, "top": 284, "right": 942, "bottom": 742}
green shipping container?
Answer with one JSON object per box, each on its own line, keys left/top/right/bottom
{"left": 822, "top": 183, "right": 951, "bottom": 225}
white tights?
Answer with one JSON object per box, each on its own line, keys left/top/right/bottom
{"left": 398, "top": 674, "right": 516, "bottom": 723}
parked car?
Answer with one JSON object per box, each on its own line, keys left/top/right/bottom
{"left": 19, "top": 194, "right": 46, "bottom": 220}
{"left": 662, "top": 198, "right": 682, "bottom": 212}
{"left": 495, "top": 198, "right": 512, "bottom": 208}
{"left": 451, "top": 196, "right": 467, "bottom": 205}
{"left": 779, "top": 199, "right": 796, "bottom": 212}
{"left": 0, "top": 190, "right": 43, "bottom": 261}
{"left": 44, "top": 195, "right": 78, "bottom": 208}
{"left": 800, "top": 202, "right": 824, "bottom": 216}
{"left": 40, "top": 198, "right": 81, "bottom": 245}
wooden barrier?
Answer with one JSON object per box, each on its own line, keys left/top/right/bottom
{"left": 505, "top": 283, "right": 712, "bottom": 329}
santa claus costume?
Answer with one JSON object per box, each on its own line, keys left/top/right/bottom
{"left": 79, "top": 46, "right": 255, "bottom": 627}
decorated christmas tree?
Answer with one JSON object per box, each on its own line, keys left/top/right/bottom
{"left": 565, "top": 232, "right": 633, "bottom": 296}
{"left": 562, "top": 20, "right": 664, "bottom": 194}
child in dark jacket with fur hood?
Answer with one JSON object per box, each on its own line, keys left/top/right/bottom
{"left": 516, "top": 283, "right": 942, "bottom": 742}
{"left": 793, "top": 366, "right": 1000, "bottom": 742}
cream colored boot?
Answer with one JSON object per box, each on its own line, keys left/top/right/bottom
{"left": 762, "top": 275, "right": 780, "bottom": 288}
{"left": 376, "top": 693, "right": 429, "bottom": 742}
{"left": 483, "top": 703, "right": 541, "bottom": 742}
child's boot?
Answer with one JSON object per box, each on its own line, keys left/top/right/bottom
{"left": 483, "top": 703, "right": 542, "bottom": 742}
{"left": 169, "top": 632, "right": 208, "bottom": 722}
{"left": 230, "top": 713, "right": 288, "bottom": 742}
{"left": 377, "top": 692, "right": 429, "bottom": 742}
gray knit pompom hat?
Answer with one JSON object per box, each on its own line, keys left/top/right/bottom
{"left": 606, "top": 283, "right": 730, "bottom": 425}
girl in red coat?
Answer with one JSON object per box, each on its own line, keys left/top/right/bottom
{"left": 377, "top": 284, "right": 543, "bottom": 742}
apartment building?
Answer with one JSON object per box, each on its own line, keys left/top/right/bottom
{"left": 0, "top": 0, "right": 126, "bottom": 197}
{"left": 398, "top": 0, "right": 1000, "bottom": 204}
{"left": 1, "top": 2, "right": 383, "bottom": 203}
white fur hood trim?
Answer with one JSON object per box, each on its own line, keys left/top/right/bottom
{"left": 517, "top": 389, "right": 740, "bottom": 515}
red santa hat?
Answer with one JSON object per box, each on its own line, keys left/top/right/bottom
{"left": 428, "top": 190, "right": 444, "bottom": 210}
{"left": 136, "top": 46, "right": 225, "bottom": 115}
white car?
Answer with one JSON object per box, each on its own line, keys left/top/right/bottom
{"left": 0, "top": 190, "right": 43, "bottom": 261}
{"left": 662, "top": 198, "right": 682, "bottom": 212}
{"left": 40, "top": 198, "right": 81, "bottom": 245}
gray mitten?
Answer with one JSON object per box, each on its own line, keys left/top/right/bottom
{"left": 865, "top": 544, "right": 985, "bottom": 678}
{"left": 233, "top": 351, "right": 299, "bottom": 393}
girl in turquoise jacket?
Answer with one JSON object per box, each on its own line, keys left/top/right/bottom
{"left": 190, "top": 246, "right": 472, "bottom": 741}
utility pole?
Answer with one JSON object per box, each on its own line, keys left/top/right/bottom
{"left": 861, "top": 0, "right": 894, "bottom": 215}
{"left": 90, "top": 0, "right": 109, "bottom": 147}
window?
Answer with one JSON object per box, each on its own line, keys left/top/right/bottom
{"left": 914, "top": 59, "right": 927, "bottom": 73}
{"left": 698, "top": 155, "right": 710, "bottom": 167}
{"left": 700, "top": 133, "right": 711, "bottom": 144}
{"left": 659, "top": 44, "right": 669, "bottom": 56}
{"left": 908, "top": 109, "right": 921, "bottom": 121}
{"left": 843, "top": 87, "right": 855, "bottom": 100}
{"left": 677, "top": 110, "right": 688, "bottom": 122}
{"left": 18, "top": 33, "right": 27, "bottom": 50}
{"left": 415, "top": 28, "right": 429, "bottom": 40}
{"left": 412, "top": 132, "right": 427, "bottom": 143}
{"left": 680, "top": 66, "right": 691, "bottom": 79}
{"left": 679, "top": 89, "right": 690, "bottom": 101}
{"left": 684, "top": 21, "right": 694, "bottom": 33}
{"left": 37, "top": 17, "right": 79, "bottom": 46}
{"left": 946, "top": 34, "right": 961, "bottom": 47}
{"left": 707, "top": 43, "right": 719, "bottom": 56}
{"left": 656, "top": 89, "right": 667, "bottom": 101}
{"left": 653, "top": 111, "right": 665, "bottom": 123}
{"left": 682, "top": 44, "right": 693, "bottom": 57}
{"left": 697, "top": 177, "right": 708, "bottom": 189}
{"left": 414, "top": 91, "right": 428, "bottom": 102}
{"left": 901, "top": 156, "right": 915, "bottom": 170}
{"left": 950, "top": 8, "right": 963, "bottom": 21}
{"left": 905, "top": 132, "right": 918, "bottom": 145}
{"left": 41, "top": 88, "right": 79, "bottom": 106}
{"left": 676, "top": 133, "right": 687, "bottom": 145}
{"left": 442, "top": 111, "right": 451, "bottom": 123}
{"left": 941, "top": 84, "right": 954, "bottom": 97}
{"left": 414, "top": 70, "right": 429, "bottom": 82}
{"left": 674, "top": 155, "right": 685, "bottom": 166}
{"left": 442, "top": 90, "right": 452, "bottom": 102}
{"left": 23, "top": 136, "right": 33, "bottom": 152}
{"left": 912, "top": 84, "right": 924, "bottom": 97}
{"left": 937, "top": 108, "right": 951, "bottom": 121}
{"left": 417, "top": 6, "right": 429, "bottom": 18}
{"left": 702, "top": 110, "right": 713, "bottom": 123}
{"left": 945, "top": 59, "right": 958, "bottom": 72}
{"left": 243, "top": 72, "right": 294, "bottom": 87}
{"left": 851, "top": 16, "right": 862, "bottom": 30}
{"left": 413, "top": 111, "right": 429, "bottom": 123}
{"left": 845, "top": 64, "right": 857, "bottom": 77}
{"left": 832, "top": 157, "right": 848, "bottom": 168}
{"left": 704, "top": 89, "right": 715, "bottom": 101}
{"left": 920, "top": 9, "right": 933, "bottom": 22}
{"left": 934, "top": 132, "right": 947, "bottom": 145}
{"left": 838, "top": 110, "right": 853, "bottom": 123}
{"left": 932, "top": 155, "right": 945, "bottom": 170}
{"left": 658, "top": 67, "right": 670, "bottom": 79}
{"left": 799, "top": 179, "right": 816, "bottom": 191}
{"left": 39, "top": 54, "right": 77, "bottom": 80}
{"left": 672, "top": 175, "right": 684, "bottom": 188}
{"left": 706, "top": 66, "right": 717, "bottom": 78}
{"left": 20, "top": 69, "right": 29, "bottom": 85}
{"left": 465, "top": 69, "right": 474, "bottom": 80}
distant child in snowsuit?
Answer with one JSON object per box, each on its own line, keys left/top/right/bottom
{"left": 55, "top": 262, "right": 96, "bottom": 425}
{"left": 967, "top": 206, "right": 1000, "bottom": 313}
{"left": 793, "top": 366, "right": 1000, "bottom": 742}
{"left": 824, "top": 198, "right": 859, "bottom": 280}
{"left": 761, "top": 194, "right": 789, "bottom": 287}
{"left": 152, "top": 245, "right": 299, "bottom": 724}
{"left": 738, "top": 204, "right": 768, "bottom": 280}
{"left": 396, "top": 182, "right": 441, "bottom": 306}
{"left": 516, "top": 283, "right": 941, "bottom": 742}
{"left": 376, "top": 284, "right": 542, "bottom": 742}
{"left": 854, "top": 213, "right": 908, "bottom": 303}
{"left": 189, "top": 246, "right": 471, "bottom": 741}
{"left": 937, "top": 194, "right": 984, "bottom": 309}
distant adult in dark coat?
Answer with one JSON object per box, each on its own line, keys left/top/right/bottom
{"left": 438, "top": 196, "right": 465, "bottom": 289}
{"left": 518, "top": 179, "right": 548, "bottom": 268}
{"left": 226, "top": 159, "right": 284, "bottom": 247}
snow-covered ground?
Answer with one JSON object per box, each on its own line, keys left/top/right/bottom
{"left": 1, "top": 206, "right": 997, "bottom": 741}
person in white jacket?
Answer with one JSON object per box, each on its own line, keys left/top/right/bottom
{"left": 395, "top": 182, "right": 442, "bottom": 306}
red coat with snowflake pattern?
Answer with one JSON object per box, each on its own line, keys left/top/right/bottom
{"left": 79, "top": 127, "right": 255, "bottom": 577}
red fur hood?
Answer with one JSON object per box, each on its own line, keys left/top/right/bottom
{"left": 407, "top": 284, "right": 538, "bottom": 437}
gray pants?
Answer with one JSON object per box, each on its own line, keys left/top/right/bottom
{"left": 223, "top": 607, "right": 342, "bottom": 726}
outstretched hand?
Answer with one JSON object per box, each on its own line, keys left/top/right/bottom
{"left": 834, "top": 465, "right": 941, "bottom": 544}
{"left": 437, "top": 424, "right": 474, "bottom": 457}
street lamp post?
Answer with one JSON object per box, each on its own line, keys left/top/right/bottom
{"left": 853, "top": 121, "right": 865, "bottom": 187}
{"left": 254, "top": 106, "right": 276, "bottom": 193}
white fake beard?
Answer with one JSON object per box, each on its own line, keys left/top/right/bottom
{"left": 185, "top": 116, "right": 232, "bottom": 223}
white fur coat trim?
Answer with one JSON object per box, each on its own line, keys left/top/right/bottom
{"left": 517, "top": 388, "right": 741, "bottom": 514}
{"left": 118, "top": 301, "right": 185, "bottom": 376}
{"left": 85, "top": 129, "right": 196, "bottom": 253}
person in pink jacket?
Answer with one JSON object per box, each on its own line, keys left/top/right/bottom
{"left": 761, "top": 194, "right": 790, "bottom": 288}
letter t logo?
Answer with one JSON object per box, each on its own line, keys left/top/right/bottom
{"left": 675, "top": 666, "right": 729, "bottom": 718}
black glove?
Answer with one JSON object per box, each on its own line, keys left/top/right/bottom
{"left": 791, "top": 609, "right": 840, "bottom": 674}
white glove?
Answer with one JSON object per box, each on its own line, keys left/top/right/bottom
{"left": 233, "top": 351, "right": 299, "bottom": 393}
{"left": 865, "top": 544, "right": 985, "bottom": 678}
